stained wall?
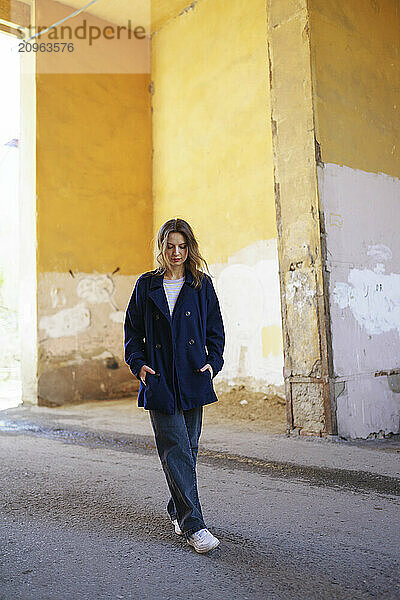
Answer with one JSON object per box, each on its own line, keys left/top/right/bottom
{"left": 35, "top": 4, "right": 152, "bottom": 405}
{"left": 152, "top": 0, "right": 284, "bottom": 394}
{"left": 309, "top": 0, "right": 400, "bottom": 437}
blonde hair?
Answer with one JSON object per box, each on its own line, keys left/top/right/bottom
{"left": 153, "top": 218, "right": 211, "bottom": 289}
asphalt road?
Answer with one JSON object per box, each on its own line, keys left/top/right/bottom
{"left": 0, "top": 426, "right": 399, "bottom": 600}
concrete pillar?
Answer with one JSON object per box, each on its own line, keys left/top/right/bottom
{"left": 266, "top": 0, "right": 335, "bottom": 436}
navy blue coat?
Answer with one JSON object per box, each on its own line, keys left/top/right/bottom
{"left": 124, "top": 266, "right": 225, "bottom": 414}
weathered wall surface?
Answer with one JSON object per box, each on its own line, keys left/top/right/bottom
{"left": 309, "top": 0, "right": 400, "bottom": 437}
{"left": 151, "top": 0, "right": 195, "bottom": 32}
{"left": 309, "top": 0, "right": 400, "bottom": 179}
{"left": 266, "top": 0, "right": 334, "bottom": 436}
{"left": 36, "top": 72, "right": 152, "bottom": 404}
{"left": 318, "top": 164, "right": 400, "bottom": 438}
{"left": 151, "top": 0, "right": 284, "bottom": 395}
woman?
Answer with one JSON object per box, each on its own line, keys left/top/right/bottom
{"left": 124, "top": 218, "right": 225, "bottom": 553}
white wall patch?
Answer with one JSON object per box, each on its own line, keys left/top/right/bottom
{"left": 367, "top": 244, "right": 392, "bottom": 262}
{"left": 318, "top": 163, "right": 400, "bottom": 438}
{"left": 212, "top": 239, "right": 284, "bottom": 387}
{"left": 286, "top": 271, "right": 316, "bottom": 314}
{"left": 109, "top": 310, "right": 124, "bottom": 324}
{"left": 39, "top": 303, "right": 91, "bottom": 338}
{"left": 333, "top": 268, "right": 400, "bottom": 336}
{"left": 77, "top": 274, "right": 115, "bottom": 305}
{"left": 50, "top": 287, "right": 67, "bottom": 309}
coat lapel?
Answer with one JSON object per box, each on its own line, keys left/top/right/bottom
{"left": 148, "top": 284, "right": 171, "bottom": 323}
{"left": 148, "top": 267, "right": 196, "bottom": 325}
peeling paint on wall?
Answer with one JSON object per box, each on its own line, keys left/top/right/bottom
{"left": 50, "top": 287, "right": 67, "bottom": 309}
{"left": 37, "top": 272, "right": 138, "bottom": 404}
{"left": 333, "top": 267, "right": 400, "bottom": 336}
{"left": 109, "top": 310, "right": 124, "bottom": 323}
{"left": 367, "top": 244, "right": 392, "bottom": 262}
{"left": 286, "top": 271, "right": 316, "bottom": 315}
{"left": 211, "top": 239, "right": 284, "bottom": 390}
{"left": 318, "top": 162, "right": 400, "bottom": 437}
{"left": 39, "top": 272, "right": 133, "bottom": 346}
{"left": 39, "top": 303, "right": 91, "bottom": 338}
{"left": 266, "top": 0, "right": 333, "bottom": 434}
{"left": 40, "top": 273, "right": 128, "bottom": 339}
{"left": 336, "top": 375, "right": 400, "bottom": 440}
{"left": 77, "top": 274, "right": 116, "bottom": 306}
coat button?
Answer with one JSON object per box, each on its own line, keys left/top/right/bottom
{"left": 185, "top": 311, "right": 191, "bottom": 316}
{"left": 155, "top": 313, "right": 160, "bottom": 320}
{"left": 188, "top": 339, "right": 195, "bottom": 345}
{"left": 155, "top": 343, "right": 162, "bottom": 349}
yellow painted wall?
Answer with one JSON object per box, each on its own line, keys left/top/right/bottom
{"left": 151, "top": 0, "right": 194, "bottom": 32}
{"left": 309, "top": 0, "right": 400, "bottom": 178}
{"left": 36, "top": 73, "right": 153, "bottom": 274}
{"left": 152, "top": 0, "right": 277, "bottom": 265}
{"left": 262, "top": 325, "right": 283, "bottom": 358}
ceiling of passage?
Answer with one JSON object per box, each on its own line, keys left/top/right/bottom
{"left": 58, "top": 0, "right": 192, "bottom": 30}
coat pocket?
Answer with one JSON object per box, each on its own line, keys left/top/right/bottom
{"left": 192, "top": 367, "right": 212, "bottom": 389}
{"left": 143, "top": 371, "right": 161, "bottom": 400}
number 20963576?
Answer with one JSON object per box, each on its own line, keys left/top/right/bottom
{"left": 18, "top": 42, "right": 75, "bottom": 52}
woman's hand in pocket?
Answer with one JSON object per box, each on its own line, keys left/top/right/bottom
{"left": 139, "top": 365, "right": 156, "bottom": 385}
{"left": 200, "top": 363, "right": 213, "bottom": 378}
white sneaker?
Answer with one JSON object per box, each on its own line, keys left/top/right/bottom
{"left": 187, "top": 528, "right": 220, "bottom": 553}
{"left": 172, "top": 519, "right": 183, "bottom": 536}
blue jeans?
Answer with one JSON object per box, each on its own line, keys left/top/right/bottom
{"left": 149, "top": 406, "right": 206, "bottom": 538}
